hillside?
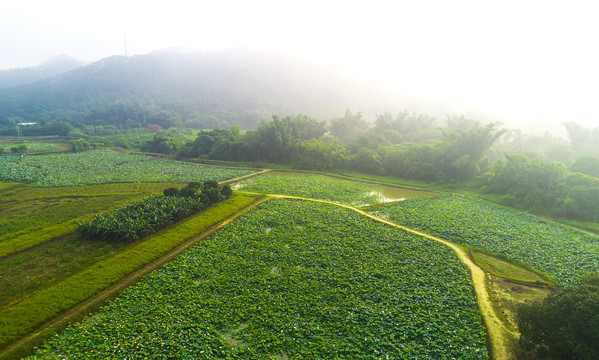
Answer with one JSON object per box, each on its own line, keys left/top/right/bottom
{"left": 0, "top": 55, "right": 85, "bottom": 89}
{"left": 0, "top": 49, "right": 427, "bottom": 129}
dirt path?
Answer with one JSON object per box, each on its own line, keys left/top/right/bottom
{"left": 268, "top": 194, "right": 513, "bottom": 360}
{"left": 220, "top": 169, "right": 270, "bottom": 185}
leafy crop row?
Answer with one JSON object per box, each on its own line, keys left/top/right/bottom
{"left": 78, "top": 196, "right": 204, "bottom": 241}
{"left": 372, "top": 195, "right": 599, "bottom": 286}
{"left": 0, "top": 141, "right": 63, "bottom": 153}
{"left": 79, "top": 182, "right": 231, "bottom": 241}
{"left": 30, "top": 199, "right": 488, "bottom": 359}
{"left": 0, "top": 150, "right": 253, "bottom": 187}
{"left": 236, "top": 173, "right": 380, "bottom": 206}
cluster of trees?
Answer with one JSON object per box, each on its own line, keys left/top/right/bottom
{"left": 69, "top": 139, "right": 91, "bottom": 152}
{"left": 479, "top": 155, "right": 599, "bottom": 221}
{"left": 79, "top": 180, "right": 231, "bottom": 241}
{"left": 173, "top": 112, "right": 505, "bottom": 181}
{"left": 516, "top": 274, "right": 599, "bottom": 359}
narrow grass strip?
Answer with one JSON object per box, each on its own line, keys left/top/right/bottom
{"left": 0, "top": 195, "right": 257, "bottom": 351}
{"left": 0, "top": 222, "right": 78, "bottom": 258}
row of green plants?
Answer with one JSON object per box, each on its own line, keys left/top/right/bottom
{"left": 372, "top": 195, "right": 599, "bottom": 286}
{"left": 29, "top": 199, "right": 488, "bottom": 359}
{"left": 79, "top": 181, "right": 232, "bottom": 241}
{"left": 0, "top": 149, "right": 253, "bottom": 187}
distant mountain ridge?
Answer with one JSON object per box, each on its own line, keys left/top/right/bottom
{"left": 0, "top": 49, "right": 458, "bottom": 128}
{"left": 0, "top": 55, "right": 86, "bottom": 89}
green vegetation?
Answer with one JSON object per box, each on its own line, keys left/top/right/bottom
{"left": 0, "top": 182, "right": 178, "bottom": 257}
{"left": 0, "top": 235, "right": 128, "bottom": 307}
{"left": 0, "top": 195, "right": 257, "bottom": 353}
{"left": 69, "top": 138, "right": 91, "bottom": 152}
{"left": 471, "top": 251, "right": 553, "bottom": 284}
{"left": 28, "top": 199, "right": 488, "bottom": 359}
{"left": 516, "top": 274, "right": 599, "bottom": 359}
{"left": 479, "top": 153, "right": 599, "bottom": 221}
{"left": 372, "top": 196, "right": 599, "bottom": 286}
{"left": 0, "top": 150, "right": 253, "bottom": 187}
{"left": 0, "top": 141, "right": 63, "bottom": 153}
{"left": 79, "top": 181, "right": 232, "bottom": 241}
{"left": 79, "top": 195, "right": 206, "bottom": 241}
{"left": 237, "top": 173, "right": 381, "bottom": 206}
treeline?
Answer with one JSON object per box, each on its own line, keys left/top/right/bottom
{"left": 479, "top": 154, "right": 599, "bottom": 221}
{"left": 174, "top": 111, "right": 506, "bottom": 182}
{"left": 79, "top": 181, "right": 232, "bottom": 241}
{"left": 140, "top": 111, "right": 599, "bottom": 223}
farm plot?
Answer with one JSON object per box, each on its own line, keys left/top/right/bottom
{"left": 0, "top": 182, "right": 177, "bottom": 257}
{"left": 372, "top": 195, "right": 599, "bottom": 286}
{"left": 29, "top": 199, "right": 488, "bottom": 359}
{"left": 0, "top": 150, "right": 253, "bottom": 187}
{"left": 0, "top": 141, "right": 64, "bottom": 153}
{"left": 236, "top": 173, "right": 381, "bottom": 206}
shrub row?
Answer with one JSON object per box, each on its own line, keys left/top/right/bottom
{"left": 78, "top": 181, "right": 232, "bottom": 241}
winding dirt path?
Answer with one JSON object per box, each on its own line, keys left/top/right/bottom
{"left": 4, "top": 190, "right": 510, "bottom": 359}
{"left": 268, "top": 194, "right": 513, "bottom": 360}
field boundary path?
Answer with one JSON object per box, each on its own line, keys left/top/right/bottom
{"left": 267, "top": 194, "right": 513, "bottom": 360}
{"left": 221, "top": 169, "right": 270, "bottom": 185}
{"left": 0, "top": 196, "right": 267, "bottom": 360}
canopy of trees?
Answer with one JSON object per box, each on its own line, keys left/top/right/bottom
{"left": 516, "top": 274, "right": 599, "bottom": 359}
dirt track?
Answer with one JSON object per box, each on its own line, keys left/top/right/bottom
{"left": 4, "top": 192, "right": 510, "bottom": 359}
{"left": 268, "top": 194, "right": 512, "bottom": 360}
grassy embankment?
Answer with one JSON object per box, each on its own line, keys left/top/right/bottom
{"left": 0, "top": 182, "right": 259, "bottom": 358}
{"left": 0, "top": 182, "right": 177, "bottom": 257}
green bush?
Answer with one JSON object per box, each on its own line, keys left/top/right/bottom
{"left": 516, "top": 274, "right": 599, "bottom": 359}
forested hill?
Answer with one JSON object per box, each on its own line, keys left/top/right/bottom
{"left": 0, "top": 55, "right": 85, "bottom": 89}
{"left": 0, "top": 49, "right": 411, "bottom": 129}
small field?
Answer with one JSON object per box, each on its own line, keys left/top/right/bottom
{"left": 235, "top": 172, "right": 435, "bottom": 206}
{"left": 27, "top": 199, "right": 488, "bottom": 359}
{"left": 0, "top": 149, "right": 254, "bottom": 187}
{"left": 371, "top": 195, "right": 599, "bottom": 286}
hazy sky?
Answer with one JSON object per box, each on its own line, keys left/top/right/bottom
{"left": 1, "top": 0, "right": 598, "bottom": 133}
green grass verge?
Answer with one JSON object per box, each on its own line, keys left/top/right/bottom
{"left": 0, "top": 222, "right": 78, "bottom": 258}
{"left": 470, "top": 250, "right": 555, "bottom": 285}
{"left": 0, "top": 235, "right": 127, "bottom": 307}
{"left": 557, "top": 219, "right": 599, "bottom": 236}
{"left": 0, "top": 183, "right": 180, "bottom": 257}
{"left": 0, "top": 194, "right": 257, "bottom": 351}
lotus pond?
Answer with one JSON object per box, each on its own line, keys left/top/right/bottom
{"left": 235, "top": 172, "right": 435, "bottom": 206}
{"left": 0, "top": 150, "right": 254, "bottom": 187}
{"left": 372, "top": 195, "right": 599, "bottom": 286}
{"left": 28, "top": 199, "right": 488, "bottom": 359}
